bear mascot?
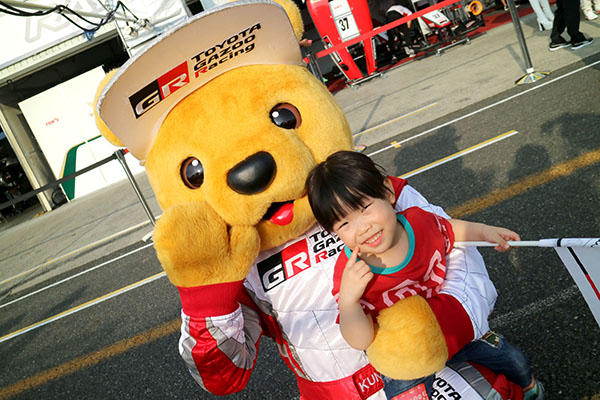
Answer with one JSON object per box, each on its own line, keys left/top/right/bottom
{"left": 94, "top": 0, "right": 496, "bottom": 398}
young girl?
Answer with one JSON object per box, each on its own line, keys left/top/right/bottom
{"left": 306, "top": 150, "right": 543, "bottom": 400}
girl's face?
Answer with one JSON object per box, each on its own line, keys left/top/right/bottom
{"left": 332, "top": 189, "right": 400, "bottom": 257}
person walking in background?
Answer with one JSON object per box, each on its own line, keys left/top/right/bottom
{"left": 548, "top": 0, "right": 593, "bottom": 51}
{"left": 380, "top": 0, "right": 426, "bottom": 59}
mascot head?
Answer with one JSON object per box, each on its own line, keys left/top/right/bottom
{"left": 95, "top": 0, "right": 352, "bottom": 250}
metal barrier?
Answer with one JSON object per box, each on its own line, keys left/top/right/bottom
{"left": 305, "top": 50, "right": 325, "bottom": 83}
{"left": 0, "top": 148, "right": 156, "bottom": 226}
{"left": 306, "top": 0, "right": 546, "bottom": 85}
{"left": 114, "top": 149, "right": 156, "bottom": 225}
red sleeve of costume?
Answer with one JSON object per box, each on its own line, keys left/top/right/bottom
{"left": 177, "top": 281, "right": 264, "bottom": 395}
{"left": 427, "top": 293, "right": 474, "bottom": 358}
{"left": 388, "top": 176, "right": 408, "bottom": 201}
{"left": 471, "top": 363, "right": 525, "bottom": 400}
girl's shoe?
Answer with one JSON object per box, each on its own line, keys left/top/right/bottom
{"left": 524, "top": 380, "right": 544, "bottom": 400}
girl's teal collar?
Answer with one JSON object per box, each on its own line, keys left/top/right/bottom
{"left": 343, "top": 213, "right": 414, "bottom": 275}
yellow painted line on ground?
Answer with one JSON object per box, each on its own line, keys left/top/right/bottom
{"left": 0, "top": 318, "right": 180, "bottom": 400}
{"left": 449, "top": 147, "right": 600, "bottom": 218}
{"left": 390, "top": 141, "right": 402, "bottom": 148}
{"left": 399, "top": 130, "right": 518, "bottom": 179}
{"left": 353, "top": 102, "right": 437, "bottom": 138}
{"left": 2, "top": 148, "right": 600, "bottom": 398}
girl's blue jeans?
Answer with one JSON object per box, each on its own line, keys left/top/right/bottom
{"left": 382, "top": 332, "right": 532, "bottom": 398}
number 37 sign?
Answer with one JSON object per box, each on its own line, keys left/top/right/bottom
{"left": 328, "top": 0, "right": 361, "bottom": 41}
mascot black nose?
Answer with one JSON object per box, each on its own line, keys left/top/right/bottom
{"left": 227, "top": 152, "right": 276, "bottom": 195}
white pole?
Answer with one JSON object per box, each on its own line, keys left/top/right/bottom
{"left": 454, "top": 238, "right": 600, "bottom": 248}
{"left": 454, "top": 240, "right": 543, "bottom": 247}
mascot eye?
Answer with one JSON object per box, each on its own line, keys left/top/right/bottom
{"left": 181, "top": 157, "right": 204, "bottom": 189}
{"left": 270, "top": 103, "right": 301, "bottom": 129}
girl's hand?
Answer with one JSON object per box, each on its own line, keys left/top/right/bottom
{"left": 480, "top": 225, "right": 521, "bottom": 252}
{"left": 339, "top": 247, "right": 374, "bottom": 306}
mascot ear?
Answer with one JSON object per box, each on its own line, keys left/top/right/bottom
{"left": 227, "top": 0, "right": 304, "bottom": 40}
{"left": 271, "top": 0, "right": 304, "bottom": 40}
{"left": 93, "top": 69, "right": 125, "bottom": 148}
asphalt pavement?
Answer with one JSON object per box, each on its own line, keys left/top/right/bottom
{"left": 1, "top": 8, "right": 600, "bottom": 400}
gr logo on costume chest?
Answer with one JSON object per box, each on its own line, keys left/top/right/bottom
{"left": 257, "top": 239, "right": 312, "bottom": 291}
{"left": 128, "top": 22, "right": 261, "bottom": 118}
{"left": 257, "top": 231, "right": 343, "bottom": 292}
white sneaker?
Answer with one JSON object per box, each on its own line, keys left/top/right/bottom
{"left": 538, "top": 19, "right": 553, "bottom": 31}
{"left": 583, "top": 7, "right": 598, "bottom": 20}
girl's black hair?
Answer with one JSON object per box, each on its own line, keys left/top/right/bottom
{"left": 306, "top": 150, "right": 393, "bottom": 233}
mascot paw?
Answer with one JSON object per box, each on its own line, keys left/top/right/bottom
{"left": 366, "top": 295, "right": 448, "bottom": 380}
{"left": 153, "top": 201, "right": 260, "bottom": 287}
